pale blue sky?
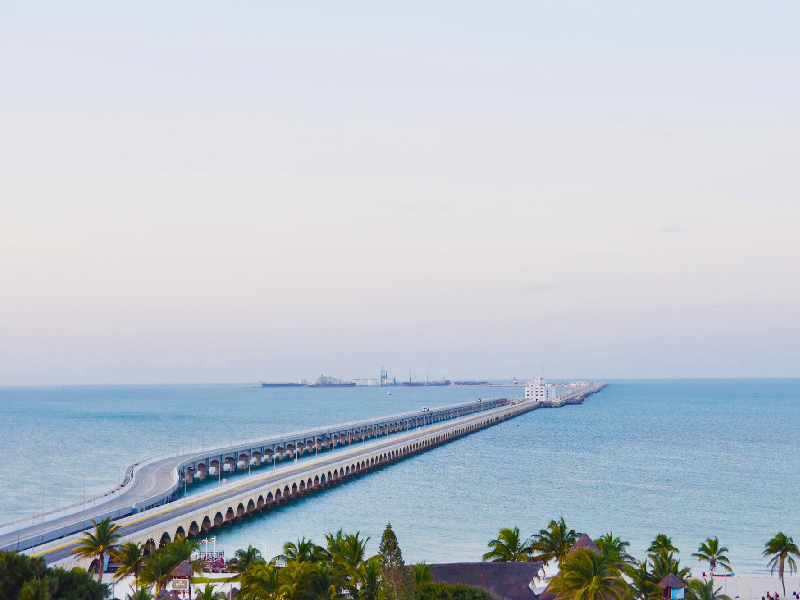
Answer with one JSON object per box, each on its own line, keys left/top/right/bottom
{"left": 1, "top": 1, "right": 799, "bottom": 384}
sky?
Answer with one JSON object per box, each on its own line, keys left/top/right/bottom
{"left": 1, "top": 1, "right": 799, "bottom": 385}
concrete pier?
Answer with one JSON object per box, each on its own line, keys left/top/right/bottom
{"left": 0, "top": 397, "right": 511, "bottom": 552}
{"left": 2, "top": 384, "right": 607, "bottom": 565}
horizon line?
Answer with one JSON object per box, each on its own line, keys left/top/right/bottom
{"left": 2, "top": 376, "right": 800, "bottom": 388}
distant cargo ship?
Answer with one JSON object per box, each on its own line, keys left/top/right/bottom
{"left": 308, "top": 375, "right": 357, "bottom": 388}
{"left": 452, "top": 380, "right": 490, "bottom": 386}
{"left": 261, "top": 381, "right": 306, "bottom": 388}
{"left": 400, "top": 377, "right": 451, "bottom": 387}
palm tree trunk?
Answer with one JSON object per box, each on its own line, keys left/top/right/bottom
{"left": 96, "top": 553, "right": 104, "bottom": 583}
{"left": 779, "top": 559, "right": 785, "bottom": 596}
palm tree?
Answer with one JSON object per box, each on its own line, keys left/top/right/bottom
{"left": 195, "top": 583, "right": 230, "bottom": 600}
{"left": 279, "top": 560, "right": 319, "bottom": 600}
{"left": 326, "top": 529, "right": 347, "bottom": 557}
{"left": 339, "top": 532, "right": 370, "bottom": 568}
{"left": 139, "top": 550, "right": 176, "bottom": 595}
{"left": 625, "top": 559, "right": 658, "bottom": 600}
{"left": 163, "top": 537, "right": 200, "bottom": 566}
{"left": 692, "top": 537, "right": 732, "bottom": 575}
{"left": 532, "top": 518, "right": 579, "bottom": 566}
{"left": 72, "top": 518, "right": 121, "bottom": 583}
{"left": 240, "top": 562, "right": 282, "bottom": 600}
{"left": 483, "top": 527, "right": 534, "bottom": 562}
{"left": 763, "top": 532, "right": 800, "bottom": 596}
{"left": 347, "top": 557, "right": 381, "bottom": 600}
{"left": 114, "top": 542, "right": 146, "bottom": 585}
{"left": 648, "top": 535, "right": 678, "bottom": 555}
{"left": 230, "top": 545, "right": 265, "bottom": 573}
{"left": 410, "top": 562, "right": 433, "bottom": 586}
{"left": 548, "top": 548, "right": 631, "bottom": 600}
{"left": 277, "top": 537, "right": 327, "bottom": 564}
{"left": 650, "top": 550, "right": 691, "bottom": 585}
{"left": 687, "top": 579, "right": 731, "bottom": 600}
{"left": 595, "top": 534, "right": 635, "bottom": 565}
{"left": 306, "top": 562, "right": 343, "bottom": 600}
{"left": 126, "top": 588, "right": 153, "bottom": 600}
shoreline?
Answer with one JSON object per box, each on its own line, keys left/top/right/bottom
{"left": 690, "top": 575, "right": 800, "bottom": 600}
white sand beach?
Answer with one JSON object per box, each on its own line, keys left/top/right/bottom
{"left": 690, "top": 576, "right": 800, "bottom": 600}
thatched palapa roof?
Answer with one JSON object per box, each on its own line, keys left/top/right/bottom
{"left": 170, "top": 560, "right": 195, "bottom": 578}
{"left": 568, "top": 533, "right": 600, "bottom": 555}
{"left": 430, "top": 562, "right": 544, "bottom": 600}
{"left": 658, "top": 574, "right": 686, "bottom": 589}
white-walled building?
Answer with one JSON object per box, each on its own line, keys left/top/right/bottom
{"left": 525, "top": 376, "right": 560, "bottom": 402}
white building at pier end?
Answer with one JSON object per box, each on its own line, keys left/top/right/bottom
{"left": 525, "top": 376, "right": 559, "bottom": 402}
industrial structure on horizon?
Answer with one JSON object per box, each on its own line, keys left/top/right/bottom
{"left": 262, "top": 369, "right": 594, "bottom": 391}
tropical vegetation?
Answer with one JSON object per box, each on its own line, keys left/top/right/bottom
{"left": 686, "top": 579, "right": 732, "bottom": 600}
{"left": 52, "top": 517, "right": 800, "bottom": 600}
{"left": 114, "top": 542, "right": 146, "bottom": 586}
{"left": 763, "top": 532, "right": 799, "bottom": 596}
{"left": 71, "top": 518, "right": 121, "bottom": 583}
{"left": 482, "top": 527, "right": 534, "bottom": 562}
{"left": 230, "top": 545, "right": 265, "bottom": 573}
{"left": 138, "top": 538, "right": 201, "bottom": 594}
{"left": 648, "top": 534, "right": 679, "bottom": 555}
{"left": 548, "top": 548, "right": 630, "bottom": 600}
{"left": 692, "top": 537, "right": 732, "bottom": 575}
{"left": 211, "top": 523, "right": 492, "bottom": 600}
{"left": 532, "top": 517, "right": 579, "bottom": 566}
{"left": 0, "top": 550, "right": 108, "bottom": 600}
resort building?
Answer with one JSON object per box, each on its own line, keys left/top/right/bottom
{"left": 430, "top": 562, "right": 545, "bottom": 600}
{"left": 524, "top": 376, "right": 560, "bottom": 402}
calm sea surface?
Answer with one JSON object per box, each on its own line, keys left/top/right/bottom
{"left": 1, "top": 380, "right": 798, "bottom": 574}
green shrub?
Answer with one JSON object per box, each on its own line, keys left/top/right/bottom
{"left": 0, "top": 550, "right": 108, "bottom": 600}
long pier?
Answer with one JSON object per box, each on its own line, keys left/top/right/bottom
{"left": 6, "top": 384, "right": 607, "bottom": 570}
{"left": 0, "top": 398, "right": 511, "bottom": 553}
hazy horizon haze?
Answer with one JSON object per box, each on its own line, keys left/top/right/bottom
{"left": 2, "top": 1, "right": 799, "bottom": 385}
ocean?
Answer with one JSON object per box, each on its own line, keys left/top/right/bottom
{"left": 0, "top": 379, "right": 797, "bottom": 574}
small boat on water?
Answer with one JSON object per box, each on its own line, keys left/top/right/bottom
{"left": 386, "top": 391, "right": 392, "bottom": 395}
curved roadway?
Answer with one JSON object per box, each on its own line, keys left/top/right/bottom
{"left": 0, "top": 398, "right": 510, "bottom": 553}
{"left": 38, "top": 398, "right": 540, "bottom": 565}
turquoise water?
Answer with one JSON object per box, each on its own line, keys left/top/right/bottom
{"left": 0, "top": 380, "right": 797, "bottom": 574}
